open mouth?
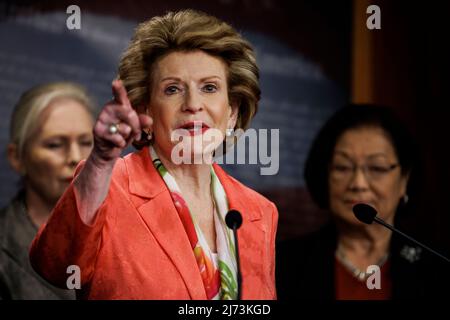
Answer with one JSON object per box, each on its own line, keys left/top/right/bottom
{"left": 177, "top": 121, "right": 210, "bottom": 136}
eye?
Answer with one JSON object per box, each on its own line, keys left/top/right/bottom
{"left": 368, "top": 165, "right": 391, "bottom": 173}
{"left": 202, "top": 83, "right": 218, "bottom": 93}
{"left": 331, "top": 164, "right": 353, "bottom": 172}
{"left": 80, "top": 140, "right": 93, "bottom": 147}
{"left": 164, "top": 85, "right": 180, "bottom": 95}
{"left": 45, "top": 142, "right": 63, "bottom": 149}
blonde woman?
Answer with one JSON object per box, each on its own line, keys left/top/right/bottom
{"left": 30, "top": 10, "right": 278, "bottom": 300}
{"left": 0, "top": 82, "right": 95, "bottom": 299}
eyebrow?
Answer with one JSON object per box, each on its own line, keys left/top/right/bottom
{"left": 42, "top": 133, "right": 92, "bottom": 140}
{"left": 159, "top": 75, "right": 223, "bottom": 82}
{"left": 333, "top": 150, "right": 390, "bottom": 160}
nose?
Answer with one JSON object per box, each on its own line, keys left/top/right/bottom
{"left": 182, "top": 89, "right": 203, "bottom": 113}
{"left": 67, "top": 143, "right": 82, "bottom": 167}
{"left": 348, "top": 166, "right": 370, "bottom": 192}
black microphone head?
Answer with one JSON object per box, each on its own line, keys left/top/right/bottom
{"left": 352, "top": 203, "right": 378, "bottom": 224}
{"left": 225, "top": 210, "right": 243, "bottom": 230}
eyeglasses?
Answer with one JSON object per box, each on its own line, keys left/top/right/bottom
{"left": 329, "top": 162, "right": 399, "bottom": 182}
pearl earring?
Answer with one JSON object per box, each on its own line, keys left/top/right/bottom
{"left": 147, "top": 130, "right": 152, "bottom": 140}
{"left": 403, "top": 194, "right": 409, "bottom": 204}
{"left": 226, "top": 128, "right": 233, "bottom": 137}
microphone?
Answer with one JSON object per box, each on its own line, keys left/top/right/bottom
{"left": 225, "top": 210, "right": 243, "bottom": 300}
{"left": 353, "top": 203, "right": 450, "bottom": 263}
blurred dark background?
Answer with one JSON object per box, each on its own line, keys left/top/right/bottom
{"left": 0, "top": 0, "right": 448, "bottom": 254}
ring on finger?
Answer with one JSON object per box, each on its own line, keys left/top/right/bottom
{"left": 108, "top": 123, "right": 120, "bottom": 134}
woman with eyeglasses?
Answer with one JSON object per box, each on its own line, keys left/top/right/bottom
{"left": 276, "top": 104, "right": 448, "bottom": 300}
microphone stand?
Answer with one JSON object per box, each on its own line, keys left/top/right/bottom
{"left": 353, "top": 203, "right": 450, "bottom": 263}
{"left": 230, "top": 224, "right": 242, "bottom": 300}
{"left": 373, "top": 216, "right": 450, "bottom": 263}
{"left": 225, "top": 210, "right": 243, "bottom": 300}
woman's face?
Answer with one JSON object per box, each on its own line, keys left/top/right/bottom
{"left": 328, "top": 126, "right": 409, "bottom": 226}
{"left": 22, "top": 98, "right": 94, "bottom": 204}
{"left": 148, "top": 50, "right": 237, "bottom": 163}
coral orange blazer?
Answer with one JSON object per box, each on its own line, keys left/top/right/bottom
{"left": 30, "top": 147, "right": 278, "bottom": 299}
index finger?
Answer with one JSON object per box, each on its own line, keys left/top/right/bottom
{"left": 112, "top": 79, "right": 132, "bottom": 109}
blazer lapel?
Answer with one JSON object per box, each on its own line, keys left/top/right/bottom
{"left": 124, "top": 147, "right": 206, "bottom": 299}
{"left": 213, "top": 164, "right": 267, "bottom": 299}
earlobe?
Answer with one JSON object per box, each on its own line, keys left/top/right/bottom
{"left": 7, "top": 143, "right": 25, "bottom": 175}
{"left": 228, "top": 103, "right": 239, "bottom": 129}
{"left": 400, "top": 172, "right": 410, "bottom": 196}
{"left": 402, "top": 194, "right": 409, "bottom": 204}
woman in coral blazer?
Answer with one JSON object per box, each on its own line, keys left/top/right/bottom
{"left": 29, "top": 10, "right": 277, "bottom": 300}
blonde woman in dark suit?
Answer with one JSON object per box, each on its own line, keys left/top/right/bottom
{"left": 0, "top": 82, "right": 95, "bottom": 299}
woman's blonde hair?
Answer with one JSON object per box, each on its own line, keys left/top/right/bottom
{"left": 118, "top": 9, "right": 260, "bottom": 149}
{"left": 10, "top": 82, "right": 95, "bottom": 159}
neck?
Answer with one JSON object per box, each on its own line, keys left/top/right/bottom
{"left": 154, "top": 145, "right": 212, "bottom": 198}
{"left": 336, "top": 219, "right": 392, "bottom": 270}
{"left": 25, "top": 186, "right": 55, "bottom": 228}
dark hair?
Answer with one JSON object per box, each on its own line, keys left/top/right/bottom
{"left": 304, "top": 104, "right": 415, "bottom": 209}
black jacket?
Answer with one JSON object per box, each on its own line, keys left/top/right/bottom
{"left": 0, "top": 192, "right": 75, "bottom": 300}
{"left": 276, "top": 223, "right": 449, "bottom": 299}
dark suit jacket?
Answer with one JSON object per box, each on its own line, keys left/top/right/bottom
{"left": 0, "top": 192, "right": 75, "bottom": 300}
{"left": 276, "top": 223, "right": 449, "bottom": 300}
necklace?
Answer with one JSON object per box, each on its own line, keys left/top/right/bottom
{"left": 335, "top": 246, "right": 389, "bottom": 282}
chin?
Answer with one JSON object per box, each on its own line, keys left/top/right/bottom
{"left": 192, "top": 150, "right": 215, "bottom": 165}
{"left": 56, "top": 182, "right": 70, "bottom": 194}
